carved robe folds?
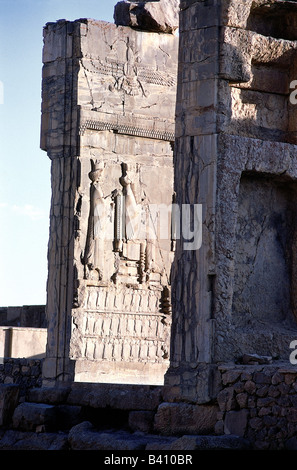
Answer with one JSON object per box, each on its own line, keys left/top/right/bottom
{"left": 83, "top": 161, "right": 106, "bottom": 281}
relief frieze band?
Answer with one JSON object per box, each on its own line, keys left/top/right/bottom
{"left": 70, "top": 309, "right": 171, "bottom": 364}
{"left": 79, "top": 114, "right": 175, "bottom": 142}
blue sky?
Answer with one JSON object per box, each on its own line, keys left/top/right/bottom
{"left": 0, "top": 0, "right": 117, "bottom": 306}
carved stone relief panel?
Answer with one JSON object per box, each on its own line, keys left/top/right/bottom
{"left": 77, "top": 20, "right": 178, "bottom": 138}
{"left": 70, "top": 308, "right": 171, "bottom": 365}
{"left": 74, "top": 155, "right": 173, "bottom": 291}
{"left": 71, "top": 149, "right": 174, "bottom": 383}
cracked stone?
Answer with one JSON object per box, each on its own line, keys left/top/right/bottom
{"left": 114, "top": 0, "right": 179, "bottom": 34}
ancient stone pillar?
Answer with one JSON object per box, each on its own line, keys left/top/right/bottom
{"left": 164, "top": 0, "right": 297, "bottom": 403}
{"left": 41, "top": 13, "right": 178, "bottom": 386}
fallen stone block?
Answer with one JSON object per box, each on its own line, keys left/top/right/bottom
{"left": 68, "top": 421, "right": 148, "bottom": 450}
{"left": 167, "top": 434, "right": 251, "bottom": 450}
{"left": 27, "top": 386, "right": 71, "bottom": 405}
{"left": 128, "top": 410, "right": 155, "bottom": 433}
{"left": 114, "top": 0, "right": 179, "bottom": 34}
{"left": 0, "top": 429, "right": 68, "bottom": 450}
{"left": 154, "top": 402, "right": 218, "bottom": 435}
{"left": 69, "top": 421, "right": 178, "bottom": 451}
{"left": 12, "top": 402, "right": 57, "bottom": 432}
{"left": 67, "top": 383, "right": 163, "bottom": 410}
{"left": 0, "top": 384, "right": 20, "bottom": 427}
{"left": 146, "top": 434, "right": 251, "bottom": 451}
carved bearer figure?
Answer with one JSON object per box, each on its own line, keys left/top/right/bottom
{"left": 115, "top": 162, "right": 162, "bottom": 285}
{"left": 83, "top": 160, "right": 106, "bottom": 281}
{"left": 120, "top": 163, "right": 141, "bottom": 241}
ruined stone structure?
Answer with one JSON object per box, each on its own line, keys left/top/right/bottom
{"left": 165, "top": 0, "right": 297, "bottom": 404}
{"left": 3, "top": 0, "right": 297, "bottom": 451}
{"left": 40, "top": 6, "right": 178, "bottom": 386}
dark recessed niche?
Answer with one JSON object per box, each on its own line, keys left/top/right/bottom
{"left": 247, "top": 2, "right": 297, "bottom": 41}
{"left": 232, "top": 172, "right": 297, "bottom": 329}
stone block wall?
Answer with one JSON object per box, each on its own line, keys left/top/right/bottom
{"left": 0, "top": 306, "right": 46, "bottom": 328}
{"left": 0, "top": 359, "right": 43, "bottom": 399}
{"left": 0, "top": 305, "right": 47, "bottom": 363}
{"left": 0, "top": 327, "right": 47, "bottom": 360}
{"left": 216, "top": 363, "right": 297, "bottom": 450}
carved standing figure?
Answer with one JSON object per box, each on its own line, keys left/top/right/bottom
{"left": 83, "top": 160, "right": 105, "bottom": 281}
{"left": 119, "top": 163, "right": 141, "bottom": 240}
{"left": 117, "top": 162, "right": 162, "bottom": 283}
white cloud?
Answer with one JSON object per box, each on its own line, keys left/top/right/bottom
{"left": 0, "top": 202, "right": 46, "bottom": 221}
{"left": 11, "top": 204, "right": 46, "bottom": 221}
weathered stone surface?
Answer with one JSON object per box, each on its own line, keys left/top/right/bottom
{"left": 217, "top": 388, "right": 235, "bottom": 412}
{"left": 154, "top": 402, "right": 218, "bottom": 435}
{"left": 114, "top": 0, "right": 179, "bottom": 33}
{"left": 285, "top": 436, "right": 297, "bottom": 450}
{"left": 68, "top": 421, "right": 161, "bottom": 451}
{"left": 0, "top": 327, "right": 47, "bottom": 360}
{"left": 0, "top": 384, "right": 19, "bottom": 427}
{"left": 164, "top": 363, "right": 221, "bottom": 404}
{"left": 167, "top": 434, "right": 251, "bottom": 450}
{"left": 0, "top": 359, "right": 43, "bottom": 399}
{"left": 67, "top": 384, "right": 163, "bottom": 411}
{"left": 221, "top": 370, "right": 241, "bottom": 385}
{"left": 224, "top": 410, "right": 249, "bottom": 437}
{"left": 242, "top": 354, "right": 273, "bottom": 365}
{"left": 55, "top": 405, "right": 84, "bottom": 430}
{"left": 129, "top": 410, "right": 155, "bottom": 433}
{"left": 12, "top": 403, "right": 57, "bottom": 432}
{"left": 0, "top": 429, "right": 68, "bottom": 450}
{"left": 27, "top": 387, "right": 71, "bottom": 405}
